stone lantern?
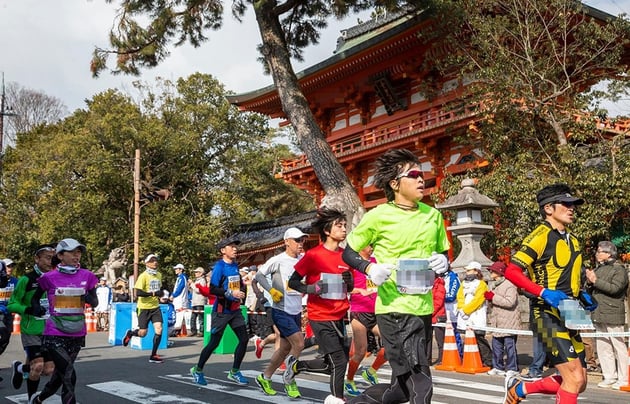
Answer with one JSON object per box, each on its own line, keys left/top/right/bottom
{"left": 436, "top": 178, "right": 499, "bottom": 274}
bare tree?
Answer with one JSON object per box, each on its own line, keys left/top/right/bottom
{"left": 5, "top": 82, "right": 68, "bottom": 146}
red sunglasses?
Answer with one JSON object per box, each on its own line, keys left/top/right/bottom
{"left": 396, "top": 169, "right": 424, "bottom": 180}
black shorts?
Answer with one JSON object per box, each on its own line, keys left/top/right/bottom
{"left": 532, "top": 302, "right": 585, "bottom": 367}
{"left": 22, "top": 334, "right": 53, "bottom": 362}
{"left": 210, "top": 310, "right": 246, "bottom": 335}
{"left": 377, "top": 313, "right": 431, "bottom": 376}
{"left": 310, "top": 319, "right": 349, "bottom": 355}
{"left": 350, "top": 312, "right": 377, "bottom": 330}
{"left": 138, "top": 307, "right": 163, "bottom": 329}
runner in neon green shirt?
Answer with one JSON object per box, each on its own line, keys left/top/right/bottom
{"left": 343, "top": 149, "right": 450, "bottom": 404}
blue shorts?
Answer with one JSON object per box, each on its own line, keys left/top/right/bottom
{"left": 271, "top": 308, "right": 301, "bottom": 338}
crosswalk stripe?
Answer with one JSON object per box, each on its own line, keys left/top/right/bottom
{"left": 80, "top": 370, "right": 506, "bottom": 404}
{"left": 87, "top": 381, "right": 207, "bottom": 403}
{"left": 161, "top": 374, "right": 319, "bottom": 403}
{"left": 432, "top": 375, "right": 504, "bottom": 393}
{"left": 239, "top": 369, "right": 504, "bottom": 403}
{"left": 6, "top": 394, "right": 72, "bottom": 404}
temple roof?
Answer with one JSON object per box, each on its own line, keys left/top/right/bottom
{"left": 225, "top": 11, "right": 425, "bottom": 109}
{"left": 228, "top": 210, "right": 317, "bottom": 252}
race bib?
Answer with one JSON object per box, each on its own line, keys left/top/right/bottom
{"left": 227, "top": 275, "right": 241, "bottom": 292}
{"left": 0, "top": 286, "right": 13, "bottom": 303}
{"left": 53, "top": 287, "right": 85, "bottom": 314}
{"left": 396, "top": 259, "right": 434, "bottom": 294}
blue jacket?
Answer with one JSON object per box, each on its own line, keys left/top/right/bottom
{"left": 444, "top": 271, "right": 460, "bottom": 303}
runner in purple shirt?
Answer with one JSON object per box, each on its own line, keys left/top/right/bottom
{"left": 29, "top": 238, "right": 98, "bottom": 404}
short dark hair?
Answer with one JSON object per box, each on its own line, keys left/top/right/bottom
{"left": 312, "top": 208, "right": 346, "bottom": 242}
{"left": 374, "top": 149, "right": 420, "bottom": 201}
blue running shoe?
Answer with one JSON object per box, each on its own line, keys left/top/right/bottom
{"left": 361, "top": 368, "right": 379, "bottom": 385}
{"left": 344, "top": 380, "right": 361, "bottom": 397}
{"left": 190, "top": 366, "right": 207, "bottom": 386}
{"left": 227, "top": 370, "right": 249, "bottom": 385}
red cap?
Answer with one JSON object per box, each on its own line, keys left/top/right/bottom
{"left": 488, "top": 261, "right": 507, "bottom": 275}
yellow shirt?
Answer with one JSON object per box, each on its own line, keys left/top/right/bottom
{"left": 135, "top": 270, "right": 162, "bottom": 310}
{"left": 512, "top": 221, "right": 582, "bottom": 298}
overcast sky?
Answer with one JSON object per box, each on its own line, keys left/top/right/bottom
{"left": 0, "top": 0, "right": 628, "bottom": 115}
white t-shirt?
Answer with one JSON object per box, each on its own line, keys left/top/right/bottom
{"left": 257, "top": 252, "right": 303, "bottom": 315}
{"left": 95, "top": 285, "right": 111, "bottom": 313}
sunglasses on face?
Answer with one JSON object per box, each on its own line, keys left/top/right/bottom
{"left": 396, "top": 169, "right": 424, "bottom": 180}
{"left": 553, "top": 201, "right": 575, "bottom": 208}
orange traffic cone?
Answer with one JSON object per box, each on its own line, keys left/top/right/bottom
{"left": 456, "top": 328, "right": 490, "bottom": 374}
{"left": 178, "top": 315, "right": 188, "bottom": 337}
{"left": 12, "top": 314, "right": 21, "bottom": 335}
{"left": 85, "top": 308, "right": 97, "bottom": 333}
{"left": 435, "top": 324, "right": 461, "bottom": 371}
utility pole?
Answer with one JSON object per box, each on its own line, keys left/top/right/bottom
{"left": 132, "top": 149, "right": 141, "bottom": 301}
{"left": 0, "top": 73, "right": 16, "bottom": 155}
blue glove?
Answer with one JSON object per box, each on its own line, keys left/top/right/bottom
{"left": 540, "top": 288, "right": 569, "bottom": 308}
{"left": 578, "top": 290, "right": 598, "bottom": 311}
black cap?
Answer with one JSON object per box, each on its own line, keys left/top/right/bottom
{"left": 217, "top": 238, "right": 240, "bottom": 250}
{"left": 34, "top": 243, "right": 56, "bottom": 256}
{"left": 536, "top": 184, "right": 584, "bottom": 207}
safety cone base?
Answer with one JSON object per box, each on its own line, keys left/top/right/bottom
{"left": 435, "top": 325, "right": 461, "bottom": 371}
{"left": 456, "top": 328, "right": 490, "bottom": 374}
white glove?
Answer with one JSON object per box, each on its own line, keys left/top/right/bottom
{"left": 428, "top": 252, "right": 448, "bottom": 274}
{"left": 367, "top": 263, "right": 394, "bottom": 286}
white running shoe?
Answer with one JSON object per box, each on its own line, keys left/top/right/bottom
{"left": 324, "top": 395, "right": 346, "bottom": 404}
{"left": 487, "top": 368, "right": 505, "bottom": 376}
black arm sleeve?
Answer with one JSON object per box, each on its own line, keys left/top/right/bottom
{"left": 134, "top": 288, "right": 154, "bottom": 297}
{"left": 288, "top": 271, "right": 308, "bottom": 294}
{"left": 30, "top": 287, "right": 45, "bottom": 310}
{"left": 209, "top": 284, "right": 227, "bottom": 297}
{"left": 342, "top": 244, "right": 371, "bottom": 274}
{"left": 85, "top": 288, "right": 98, "bottom": 307}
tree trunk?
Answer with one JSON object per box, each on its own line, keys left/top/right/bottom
{"left": 253, "top": 1, "right": 364, "bottom": 227}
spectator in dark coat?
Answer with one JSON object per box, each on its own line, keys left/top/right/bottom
{"left": 586, "top": 241, "right": 628, "bottom": 390}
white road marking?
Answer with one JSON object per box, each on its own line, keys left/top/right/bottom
{"left": 87, "top": 381, "right": 207, "bottom": 403}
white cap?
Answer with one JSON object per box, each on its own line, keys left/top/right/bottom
{"left": 56, "top": 238, "right": 86, "bottom": 254}
{"left": 284, "top": 227, "right": 307, "bottom": 240}
{"left": 144, "top": 253, "right": 158, "bottom": 263}
{"left": 464, "top": 261, "right": 482, "bottom": 270}
{"left": 194, "top": 267, "right": 205, "bottom": 273}
{"left": 2, "top": 258, "right": 14, "bottom": 266}
{"left": 173, "top": 263, "right": 185, "bottom": 270}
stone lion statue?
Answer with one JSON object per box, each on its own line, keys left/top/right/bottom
{"left": 100, "top": 247, "right": 128, "bottom": 285}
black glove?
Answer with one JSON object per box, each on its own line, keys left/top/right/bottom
{"left": 258, "top": 296, "right": 268, "bottom": 306}
{"left": 306, "top": 280, "right": 327, "bottom": 295}
{"left": 25, "top": 306, "right": 46, "bottom": 317}
{"left": 341, "top": 271, "right": 354, "bottom": 292}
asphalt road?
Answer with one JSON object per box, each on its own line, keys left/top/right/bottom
{"left": 0, "top": 331, "right": 625, "bottom": 403}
